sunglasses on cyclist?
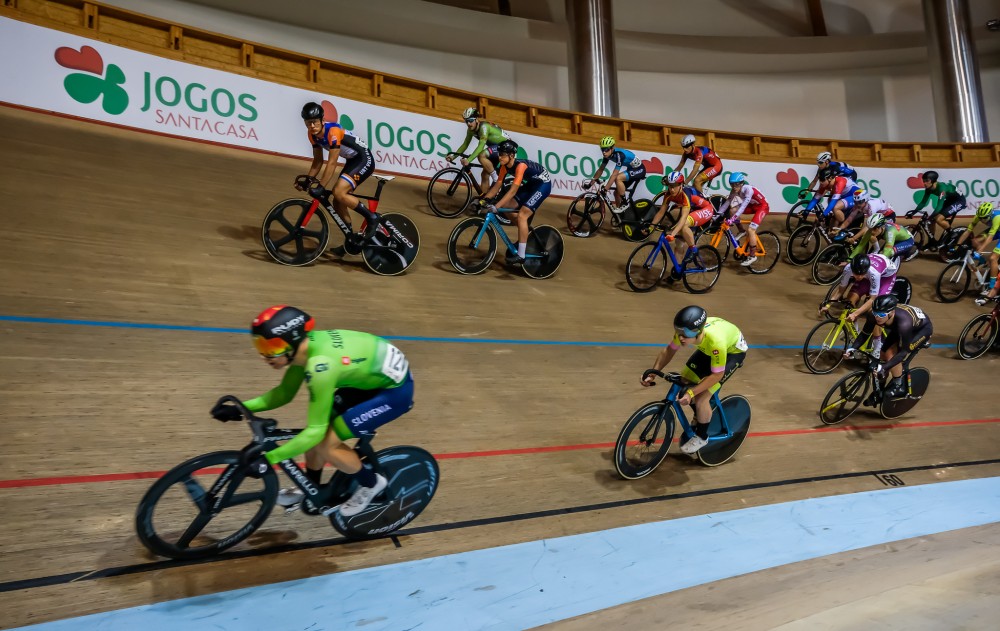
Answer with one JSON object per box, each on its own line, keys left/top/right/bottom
{"left": 252, "top": 335, "right": 292, "bottom": 358}
{"left": 675, "top": 326, "right": 701, "bottom": 339}
{"left": 872, "top": 310, "right": 890, "bottom": 319}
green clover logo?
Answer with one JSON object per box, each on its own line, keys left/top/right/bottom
{"left": 55, "top": 46, "right": 128, "bottom": 115}
{"left": 781, "top": 177, "right": 812, "bottom": 205}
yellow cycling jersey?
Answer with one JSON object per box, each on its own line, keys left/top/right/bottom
{"left": 670, "top": 317, "right": 748, "bottom": 372}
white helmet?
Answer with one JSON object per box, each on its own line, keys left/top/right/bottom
{"left": 865, "top": 213, "right": 887, "bottom": 230}
{"left": 817, "top": 151, "right": 832, "bottom": 163}
{"left": 462, "top": 107, "right": 479, "bottom": 122}
{"left": 853, "top": 189, "right": 871, "bottom": 204}
{"left": 681, "top": 134, "right": 696, "bottom": 148}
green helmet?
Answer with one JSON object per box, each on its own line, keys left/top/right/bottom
{"left": 599, "top": 136, "right": 616, "bottom": 150}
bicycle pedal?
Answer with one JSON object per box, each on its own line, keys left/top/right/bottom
{"left": 283, "top": 503, "right": 302, "bottom": 515}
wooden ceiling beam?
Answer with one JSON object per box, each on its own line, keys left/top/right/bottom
{"left": 807, "top": 0, "right": 828, "bottom": 36}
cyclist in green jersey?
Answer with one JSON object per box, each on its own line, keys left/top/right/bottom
{"left": 641, "top": 306, "right": 748, "bottom": 454}
{"left": 850, "top": 214, "right": 915, "bottom": 260}
{"left": 956, "top": 202, "right": 1000, "bottom": 298}
{"left": 210, "top": 306, "right": 414, "bottom": 517}
{"left": 914, "top": 171, "right": 966, "bottom": 249}
{"left": 448, "top": 107, "right": 511, "bottom": 195}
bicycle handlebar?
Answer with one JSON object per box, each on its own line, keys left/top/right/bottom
{"left": 643, "top": 369, "right": 684, "bottom": 385}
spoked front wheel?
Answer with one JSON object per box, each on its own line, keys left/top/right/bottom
{"left": 935, "top": 261, "right": 972, "bottom": 303}
{"left": 329, "top": 446, "right": 439, "bottom": 539}
{"left": 566, "top": 194, "right": 605, "bottom": 237}
{"left": 698, "top": 395, "right": 752, "bottom": 466}
{"left": 135, "top": 451, "right": 278, "bottom": 560}
{"left": 785, "top": 200, "right": 812, "bottom": 233}
{"left": 819, "top": 370, "right": 870, "bottom": 425}
{"left": 682, "top": 245, "right": 722, "bottom": 293}
{"left": 447, "top": 217, "right": 497, "bottom": 275}
{"left": 625, "top": 242, "right": 667, "bottom": 292}
{"left": 427, "top": 167, "right": 474, "bottom": 218}
{"left": 786, "top": 224, "right": 821, "bottom": 266}
{"left": 880, "top": 368, "right": 930, "bottom": 420}
{"left": 803, "top": 319, "right": 848, "bottom": 374}
{"left": 262, "top": 199, "right": 331, "bottom": 266}
{"left": 957, "top": 313, "right": 998, "bottom": 360}
{"left": 746, "top": 230, "right": 781, "bottom": 275}
{"left": 613, "top": 402, "right": 675, "bottom": 479}
{"left": 522, "top": 225, "right": 564, "bottom": 279}
{"left": 812, "top": 243, "right": 849, "bottom": 285}
{"left": 362, "top": 213, "right": 420, "bottom": 276}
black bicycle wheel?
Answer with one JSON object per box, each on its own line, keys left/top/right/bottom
{"left": 262, "top": 198, "right": 330, "bottom": 266}
{"left": 747, "top": 230, "right": 781, "bottom": 275}
{"left": 613, "top": 402, "right": 675, "bottom": 479}
{"left": 880, "top": 368, "right": 930, "bottom": 420}
{"left": 957, "top": 313, "right": 998, "bottom": 360}
{"left": 935, "top": 260, "right": 971, "bottom": 303}
{"left": 522, "top": 225, "right": 564, "bottom": 279}
{"left": 447, "top": 217, "right": 497, "bottom": 275}
{"left": 135, "top": 451, "right": 278, "bottom": 560}
{"left": 812, "top": 243, "right": 848, "bottom": 285}
{"left": 708, "top": 194, "right": 727, "bottom": 213}
{"left": 427, "top": 167, "right": 473, "bottom": 218}
{"left": 362, "top": 213, "right": 420, "bottom": 276}
{"left": 566, "top": 193, "right": 605, "bottom": 237}
{"left": 329, "top": 446, "right": 439, "bottom": 539}
{"left": 891, "top": 277, "right": 912, "bottom": 305}
{"left": 787, "top": 223, "right": 821, "bottom": 266}
{"left": 785, "top": 200, "right": 811, "bottom": 233}
{"left": 938, "top": 227, "right": 965, "bottom": 263}
{"left": 911, "top": 225, "right": 928, "bottom": 251}
{"left": 625, "top": 242, "right": 667, "bottom": 292}
{"left": 819, "top": 370, "right": 870, "bottom": 425}
{"left": 803, "top": 319, "right": 848, "bottom": 374}
{"left": 698, "top": 395, "right": 752, "bottom": 467}
{"left": 682, "top": 245, "right": 722, "bottom": 294}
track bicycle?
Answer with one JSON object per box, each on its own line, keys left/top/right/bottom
{"left": 818, "top": 350, "right": 930, "bottom": 424}
{"left": 624, "top": 226, "right": 722, "bottom": 293}
{"left": 446, "top": 203, "right": 564, "bottom": 279}
{"left": 956, "top": 296, "right": 1000, "bottom": 360}
{"left": 785, "top": 193, "right": 827, "bottom": 234}
{"left": 803, "top": 299, "right": 874, "bottom": 374}
{"left": 821, "top": 276, "right": 913, "bottom": 317}
{"left": 613, "top": 369, "right": 752, "bottom": 477}
{"left": 135, "top": 396, "right": 439, "bottom": 560}
{"left": 811, "top": 232, "right": 888, "bottom": 285}
{"left": 786, "top": 206, "right": 859, "bottom": 266}
{"left": 566, "top": 178, "right": 652, "bottom": 240}
{"left": 902, "top": 209, "right": 964, "bottom": 263}
{"left": 426, "top": 154, "right": 512, "bottom": 224}
{"left": 694, "top": 215, "right": 781, "bottom": 274}
{"left": 936, "top": 243, "right": 992, "bottom": 303}
{"left": 262, "top": 175, "right": 420, "bottom": 275}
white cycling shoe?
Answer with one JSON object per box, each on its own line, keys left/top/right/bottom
{"left": 339, "top": 474, "right": 388, "bottom": 517}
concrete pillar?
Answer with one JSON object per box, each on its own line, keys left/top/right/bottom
{"left": 565, "top": 0, "right": 619, "bottom": 118}
{"left": 921, "top": 0, "right": 989, "bottom": 142}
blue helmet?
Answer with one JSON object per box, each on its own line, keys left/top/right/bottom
{"left": 728, "top": 172, "right": 747, "bottom": 186}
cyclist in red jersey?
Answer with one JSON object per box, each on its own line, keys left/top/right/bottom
{"left": 675, "top": 134, "right": 723, "bottom": 195}
{"left": 649, "top": 172, "right": 715, "bottom": 256}
{"left": 717, "top": 172, "right": 770, "bottom": 267}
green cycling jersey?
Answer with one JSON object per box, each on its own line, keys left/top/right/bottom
{"left": 852, "top": 224, "right": 912, "bottom": 258}
{"left": 914, "top": 181, "right": 959, "bottom": 212}
{"left": 243, "top": 329, "right": 408, "bottom": 464}
{"left": 670, "top": 317, "right": 748, "bottom": 372}
{"left": 455, "top": 121, "right": 509, "bottom": 161}
{"left": 968, "top": 212, "right": 1000, "bottom": 239}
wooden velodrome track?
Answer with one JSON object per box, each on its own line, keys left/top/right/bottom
{"left": 0, "top": 105, "right": 998, "bottom": 629}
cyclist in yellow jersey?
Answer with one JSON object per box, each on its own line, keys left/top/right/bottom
{"left": 641, "top": 306, "right": 748, "bottom": 454}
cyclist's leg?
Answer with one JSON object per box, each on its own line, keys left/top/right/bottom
{"left": 613, "top": 171, "right": 627, "bottom": 207}
{"left": 744, "top": 206, "right": 769, "bottom": 260}
{"left": 512, "top": 181, "right": 549, "bottom": 260}
{"left": 478, "top": 145, "right": 498, "bottom": 192}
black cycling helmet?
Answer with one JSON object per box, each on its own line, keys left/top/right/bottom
{"left": 251, "top": 305, "right": 315, "bottom": 359}
{"left": 301, "top": 102, "right": 324, "bottom": 121}
{"left": 674, "top": 305, "right": 708, "bottom": 338}
{"left": 821, "top": 166, "right": 837, "bottom": 180}
{"left": 497, "top": 140, "right": 519, "bottom": 156}
{"left": 850, "top": 254, "right": 871, "bottom": 276}
{"left": 922, "top": 170, "right": 938, "bottom": 183}
{"left": 872, "top": 294, "right": 899, "bottom": 315}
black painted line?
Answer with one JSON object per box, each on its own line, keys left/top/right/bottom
{"left": 1, "top": 457, "right": 998, "bottom": 594}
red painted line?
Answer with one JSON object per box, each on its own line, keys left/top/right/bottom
{"left": 2, "top": 417, "right": 997, "bottom": 490}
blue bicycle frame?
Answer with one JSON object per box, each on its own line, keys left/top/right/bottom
{"left": 660, "top": 374, "right": 736, "bottom": 445}
{"left": 643, "top": 230, "right": 713, "bottom": 276}
{"left": 472, "top": 209, "right": 544, "bottom": 261}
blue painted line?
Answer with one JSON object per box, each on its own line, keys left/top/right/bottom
{"left": 15, "top": 476, "right": 1000, "bottom": 631}
{"left": 0, "top": 314, "right": 950, "bottom": 349}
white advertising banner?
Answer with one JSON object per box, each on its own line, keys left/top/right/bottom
{"left": 2, "top": 17, "right": 998, "bottom": 213}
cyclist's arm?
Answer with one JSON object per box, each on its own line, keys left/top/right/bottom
{"left": 881, "top": 227, "right": 899, "bottom": 258}
{"left": 484, "top": 165, "right": 508, "bottom": 199}
{"left": 684, "top": 156, "right": 703, "bottom": 185}
{"left": 467, "top": 127, "right": 490, "bottom": 161}
{"left": 263, "top": 361, "right": 338, "bottom": 465}
{"left": 307, "top": 146, "right": 324, "bottom": 178}
{"left": 849, "top": 232, "right": 871, "bottom": 258}
{"left": 914, "top": 188, "right": 932, "bottom": 212}
{"left": 453, "top": 128, "right": 474, "bottom": 156}
{"left": 243, "top": 365, "right": 306, "bottom": 414}
{"left": 668, "top": 204, "right": 691, "bottom": 238}
{"left": 318, "top": 147, "right": 341, "bottom": 189}
{"left": 493, "top": 163, "right": 525, "bottom": 209}
{"left": 849, "top": 315, "right": 878, "bottom": 351}
{"left": 650, "top": 343, "right": 680, "bottom": 372}
{"left": 841, "top": 204, "right": 862, "bottom": 229}
{"left": 592, "top": 157, "right": 610, "bottom": 182}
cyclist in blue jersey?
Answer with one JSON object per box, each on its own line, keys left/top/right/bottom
{"left": 802, "top": 151, "right": 858, "bottom": 200}
{"left": 482, "top": 140, "right": 552, "bottom": 265}
{"left": 588, "top": 136, "right": 646, "bottom": 212}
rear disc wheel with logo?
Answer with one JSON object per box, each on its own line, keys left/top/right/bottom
{"left": 362, "top": 213, "right": 420, "bottom": 276}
